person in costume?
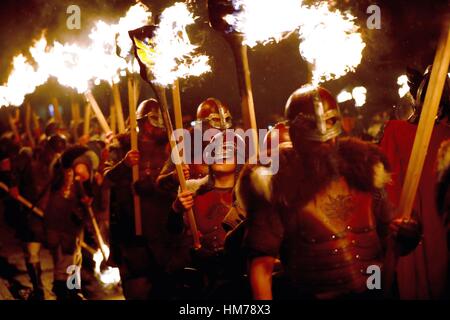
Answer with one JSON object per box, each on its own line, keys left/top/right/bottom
{"left": 380, "top": 67, "right": 450, "bottom": 299}
{"left": 238, "top": 85, "right": 421, "bottom": 299}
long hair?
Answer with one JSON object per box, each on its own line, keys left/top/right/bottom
{"left": 272, "top": 135, "right": 389, "bottom": 209}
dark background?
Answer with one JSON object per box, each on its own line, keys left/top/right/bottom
{"left": 0, "top": 0, "right": 448, "bottom": 128}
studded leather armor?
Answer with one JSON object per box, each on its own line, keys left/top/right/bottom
{"left": 280, "top": 177, "right": 383, "bottom": 297}
{"left": 191, "top": 188, "right": 233, "bottom": 256}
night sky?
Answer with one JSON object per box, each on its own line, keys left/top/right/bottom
{"left": 0, "top": 0, "right": 448, "bottom": 128}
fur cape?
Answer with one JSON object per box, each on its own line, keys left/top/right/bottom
{"left": 236, "top": 137, "right": 391, "bottom": 215}
{"left": 185, "top": 175, "right": 210, "bottom": 195}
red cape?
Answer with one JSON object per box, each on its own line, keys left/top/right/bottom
{"left": 380, "top": 120, "right": 449, "bottom": 299}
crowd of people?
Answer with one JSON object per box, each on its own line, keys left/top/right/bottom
{"left": 0, "top": 67, "right": 449, "bottom": 300}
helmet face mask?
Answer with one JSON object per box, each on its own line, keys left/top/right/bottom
{"left": 286, "top": 85, "right": 342, "bottom": 144}
{"left": 136, "top": 99, "right": 166, "bottom": 130}
{"left": 197, "top": 98, "right": 233, "bottom": 130}
{"left": 203, "top": 110, "right": 233, "bottom": 130}
{"left": 147, "top": 110, "right": 165, "bottom": 129}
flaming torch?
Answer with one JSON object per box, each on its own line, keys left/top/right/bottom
{"left": 0, "top": 40, "right": 49, "bottom": 107}
{"left": 115, "top": 3, "right": 153, "bottom": 231}
{"left": 398, "top": 25, "right": 450, "bottom": 219}
{"left": 219, "top": 0, "right": 365, "bottom": 105}
{"left": 129, "top": 3, "right": 211, "bottom": 247}
{"left": 337, "top": 89, "right": 353, "bottom": 103}
{"left": 30, "top": 28, "right": 116, "bottom": 136}
{"left": 222, "top": 0, "right": 302, "bottom": 47}
{"left": 383, "top": 24, "right": 450, "bottom": 294}
{"left": 115, "top": 2, "right": 153, "bottom": 133}
{"left": 90, "top": 21, "right": 125, "bottom": 134}
{"left": 397, "top": 75, "right": 410, "bottom": 98}
{"left": 337, "top": 86, "right": 367, "bottom": 107}
{"left": 352, "top": 86, "right": 367, "bottom": 107}
{"left": 80, "top": 3, "right": 153, "bottom": 136}
{"left": 151, "top": 3, "right": 204, "bottom": 131}
{"left": 85, "top": 20, "right": 129, "bottom": 136}
{"left": 150, "top": 2, "right": 211, "bottom": 132}
{"left": 93, "top": 245, "right": 121, "bottom": 286}
{"left": 297, "top": 3, "right": 366, "bottom": 86}
{"left": 146, "top": 3, "right": 211, "bottom": 87}
{"left": 208, "top": 0, "right": 259, "bottom": 154}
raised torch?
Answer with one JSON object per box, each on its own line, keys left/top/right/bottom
{"left": 129, "top": 25, "right": 201, "bottom": 249}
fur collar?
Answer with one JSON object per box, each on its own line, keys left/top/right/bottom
{"left": 185, "top": 175, "right": 210, "bottom": 194}
{"left": 237, "top": 137, "right": 391, "bottom": 213}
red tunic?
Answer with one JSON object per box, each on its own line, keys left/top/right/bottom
{"left": 380, "top": 120, "right": 450, "bottom": 299}
{"left": 191, "top": 188, "right": 233, "bottom": 255}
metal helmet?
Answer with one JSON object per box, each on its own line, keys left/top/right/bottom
{"left": 285, "top": 85, "right": 341, "bottom": 143}
{"left": 136, "top": 98, "right": 165, "bottom": 129}
{"left": 196, "top": 98, "right": 233, "bottom": 130}
{"left": 408, "top": 65, "right": 450, "bottom": 124}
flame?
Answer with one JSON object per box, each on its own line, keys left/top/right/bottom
{"left": 224, "top": 0, "right": 303, "bottom": 47}
{"left": 337, "top": 89, "right": 352, "bottom": 103}
{"left": 15, "top": 3, "right": 151, "bottom": 93}
{"left": 223, "top": 1, "right": 365, "bottom": 85}
{"left": 397, "top": 75, "right": 410, "bottom": 98}
{"left": 30, "top": 30, "right": 118, "bottom": 93}
{"left": 2, "top": 2, "right": 203, "bottom": 103}
{"left": 89, "top": 21, "right": 129, "bottom": 85}
{"left": 93, "top": 244, "right": 121, "bottom": 285}
{"left": 151, "top": 2, "right": 211, "bottom": 86}
{"left": 298, "top": 3, "right": 365, "bottom": 85}
{"left": 352, "top": 86, "right": 367, "bottom": 107}
{"left": 31, "top": 38, "right": 93, "bottom": 93}
{"left": 0, "top": 37, "right": 49, "bottom": 106}
{"left": 337, "top": 86, "right": 367, "bottom": 106}
{"left": 116, "top": 2, "right": 152, "bottom": 65}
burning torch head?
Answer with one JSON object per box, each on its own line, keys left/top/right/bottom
{"left": 128, "top": 25, "right": 158, "bottom": 84}
{"left": 285, "top": 85, "right": 342, "bottom": 148}
{"left": 196, "top": 98, "right": 233, "bottom": 130}
{"left": 408, "top": 65, "right": 450, "bottom": 124}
